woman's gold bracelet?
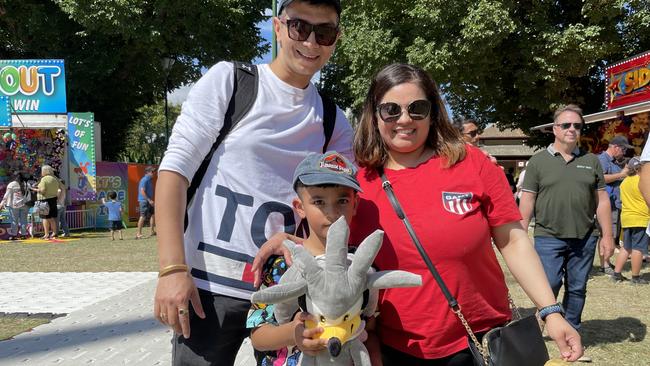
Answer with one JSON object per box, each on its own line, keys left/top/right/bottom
{"left": 158, "top": 264, "right": 188, "bottom": 278}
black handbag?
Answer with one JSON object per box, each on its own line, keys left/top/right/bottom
{"left": 378, "top": 168, "right": 549, "bottom": 366}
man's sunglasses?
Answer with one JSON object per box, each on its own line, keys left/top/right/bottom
{"left": 376, "top": 100, "right": 432, "bottom": 123}
{"left": 554, "top": 122, "right": 584, "bottom": 130}
{"left": 280, "top": 18, "right": 339, "bottom": 46}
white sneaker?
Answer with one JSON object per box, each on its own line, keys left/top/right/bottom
{"left": 577, "top": 355, "right": 592, "bottom": 362}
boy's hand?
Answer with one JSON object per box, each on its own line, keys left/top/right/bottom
{"left": 293, "top": 312, "right": 327, "bottom": 356}
{"left": 252, "top": 232, "right": 303, "bottom": 287}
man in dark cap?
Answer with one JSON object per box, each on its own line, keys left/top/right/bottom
{"left": 596, "top": 135, "right": 633, "bottom": 276}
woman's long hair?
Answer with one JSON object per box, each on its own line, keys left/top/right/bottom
{"left": 353, "top": 63, "right": 466, "bottom": 169}
{"left": 12, "top": 172, "right": 26, "bottom": 196}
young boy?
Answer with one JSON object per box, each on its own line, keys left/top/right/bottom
{"left": 613, "top": 157, "right": 649, "bottom": 284}
{"left": 102, "top": 192, "right": 124, "bottom": 241}
{"left": 248, "top": 151, "right": 366, "bottom": 365}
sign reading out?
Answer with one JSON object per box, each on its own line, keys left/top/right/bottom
{"left": 0, "top": 59, "right": 67, "bottom": 114}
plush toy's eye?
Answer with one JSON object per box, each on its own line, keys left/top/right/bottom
{"left": 343, "top": 314, "right": 349, "bottom": 321}
{"left": 320, "top": 315, "right": 326, "bottom": 323}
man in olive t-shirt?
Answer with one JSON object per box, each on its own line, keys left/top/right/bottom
{"left": 519, "top": 104, "right": 613, "bottom": 334}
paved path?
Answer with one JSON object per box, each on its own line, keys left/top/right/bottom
{"left": 0, "top": 273, "right": 255, "bottom": 365}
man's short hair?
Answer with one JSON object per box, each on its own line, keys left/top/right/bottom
{"left": 553, "top": 104, "right": 584, "bottom": 124}
{"left": 452, "top": 117, "right": 477, "bottom": 133}
{"left": 145, "top": 166, "right": 156, "bottom": 174}
{"left": 279, "top": 0, "right": 342, "bottom": 17}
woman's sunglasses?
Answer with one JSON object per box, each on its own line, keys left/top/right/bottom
{"left": 280, "top": 18, "right": 339, "bottom": 46}
{"left": 376, "top": 100, "right": 432, "bottom": 123}
{"left": 554, "top": 122, "right": 583, "bottom": 130}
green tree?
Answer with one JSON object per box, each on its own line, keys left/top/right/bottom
{"left": 0, "top": 0, "right": 268, "bottom": 159}
{"left": 325, "top": 1, "right": 650, "bottom": 144}
{"left": 118, "top": 100, "right": 180, "bottom": 164}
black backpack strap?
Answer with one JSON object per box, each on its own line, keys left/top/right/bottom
{"left": 184, "top": 61, "right": 258, "bottom": 230}
{"left": 320, "top": 93, "right": 336, "bottom": 153}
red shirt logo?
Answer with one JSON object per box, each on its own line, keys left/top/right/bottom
{"left": 442, "top": 192, "right": 474, "bottom": 215}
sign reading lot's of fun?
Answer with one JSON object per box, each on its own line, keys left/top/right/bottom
{"left": 0, "top": 59, "right": 67, "bottom": 114}
{"left": 68, "top": 112, "right": 97, "bottom": 201}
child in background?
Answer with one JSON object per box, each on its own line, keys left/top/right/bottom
{"left": 101, "top": 191, "right": 124, "bottom": 240}
{"left": 613, "top": 157, "right": 649, "bottom": 284}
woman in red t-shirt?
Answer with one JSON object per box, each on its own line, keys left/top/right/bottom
{"left": 252, "top": 63, "right": 584, "bottom": 365}
{"left": 348, "top": 63, "right": 582, "bottom": 365}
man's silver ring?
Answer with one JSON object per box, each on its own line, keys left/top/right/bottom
{"left": 178, "top": 308, "right": 188, "bottom": 316}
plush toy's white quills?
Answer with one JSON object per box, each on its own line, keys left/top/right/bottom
{"left": 251, "top": 217, "right": 422, "bottom": 365}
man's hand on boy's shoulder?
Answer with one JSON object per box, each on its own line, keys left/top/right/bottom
{"left": 252, "top": 232, "right": 303, "bottom": 288}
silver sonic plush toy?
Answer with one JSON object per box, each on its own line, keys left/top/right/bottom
{"left": 251, "top": 217, "right": 422, "bottom": 365}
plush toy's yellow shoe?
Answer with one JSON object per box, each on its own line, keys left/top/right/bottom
{"left": 545, "top": 359, "right": 571, "bottom": 366}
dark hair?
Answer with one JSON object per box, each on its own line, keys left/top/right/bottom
{"left": 108, "top": 191, "right": 117, "bottom": 200}
{"left": 280, "top": 0, "right": 342, "bottom": 17}
{"left": 354, "top": 63, "right": 466, "bottom": 169}
{"left": 452, "top": 117, "right": 478, "bottom": 134}
{"left": 12, "top": 172, "right": 25, "bottom": 195}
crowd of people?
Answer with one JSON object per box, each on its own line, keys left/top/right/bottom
{"left": 0, "top": 165, "right": 69, "bottom": 240}
{"left": 1, "top": 165, "right": 157, "bottom": 241}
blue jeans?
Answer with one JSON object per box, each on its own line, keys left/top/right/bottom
{"left": 534, "top": 235, "right": 598, "bottom": 330}
{"left": 57, "top": 204, "right": 69, "bottom": 235}
{"left": 9, "top": 206, "right": 29, "bottom": 236}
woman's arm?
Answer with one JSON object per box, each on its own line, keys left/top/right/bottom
{"left": 492, "top": 222, "right": 583, "bottom": 362}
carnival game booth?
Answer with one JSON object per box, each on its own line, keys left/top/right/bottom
{"left": 532, "top": 51, "right": 650, "bottom": 155}
{"left": 0, "top": 59, "right": 102, "bottom": 239}
{"left": 86, "top": 162, "right": 158, "bottom": 229}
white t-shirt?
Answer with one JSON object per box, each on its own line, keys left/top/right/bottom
{"left": 642, "top": 139, "right": 650, "bottom": 162}
{"left": 159, "top": 62, "right": 354, "bottom": 299}
{"left": 2, "top": 181, "right": 26, "bottom": 209}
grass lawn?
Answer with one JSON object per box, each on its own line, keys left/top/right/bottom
{"left": 0, "top": 227, "right": 158, "bottom": 272}
{"left": 1, "top": 228, "right": 649, "bottom": 364}
{"left": 505, "top": 257, "right": 649, "bottom": 365}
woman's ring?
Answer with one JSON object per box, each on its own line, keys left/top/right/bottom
{"left": 160, "top": 312, "right": 167, "bottom": 319}
{"left": 178, "top": 308, "right": 188, "bottom": 316}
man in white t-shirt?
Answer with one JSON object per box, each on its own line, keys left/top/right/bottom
{"left": 153, "top": 1, "right": 352, "bottom": 365}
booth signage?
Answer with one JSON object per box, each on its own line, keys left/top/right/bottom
{"left": 0, "top": 59, "right": 67, "bottom": 114}
{"left": 68, "top": 112, "right": 97, "bottom": 200}
{"left": 0, "top": 96, "right": 9, "bottom": 126}
{"left": 92, "top": 162, "right": 130, "bottom": 229}
{"left": 606, "top": 51, "right": 650, "bottom": 109}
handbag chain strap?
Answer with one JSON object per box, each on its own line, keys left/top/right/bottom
{"left": 379, "top": 168, "right": 517, "bottom": 366}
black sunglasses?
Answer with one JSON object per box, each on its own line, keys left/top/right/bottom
{"left": 376, "top": 100, "right": 432, "bottom": 123}
{"left": 464, "top": 129, "right": 479, "bottom": 138}
{"left": 554, "top": 122, "right": 583, "bottom": 130}
{"left": 280, "top": 18, "right": 339, "bottom": 46}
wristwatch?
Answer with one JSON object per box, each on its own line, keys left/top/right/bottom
{"left": 538, "top": 303, "right": 565, "bottom": 321}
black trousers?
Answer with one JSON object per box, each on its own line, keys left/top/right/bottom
{"left": 382, "top": 344, "right": 477, "bottom": 366}
{"left": 172, "top": 289, "right": 251, "bottom": 366}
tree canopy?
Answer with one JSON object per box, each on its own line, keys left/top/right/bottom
{"left": 324, "top": 0, "right": 650, "bottom": 142}
{"left": 0, "top": 0, "right": 268, "bottom": 159}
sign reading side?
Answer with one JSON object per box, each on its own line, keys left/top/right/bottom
{"left": 606, "top": 51, "right": 650, "bottom": 110}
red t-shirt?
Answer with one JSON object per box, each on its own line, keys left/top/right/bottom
{"left": 349, "top": 146, "right": 521, "bottom": 359}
